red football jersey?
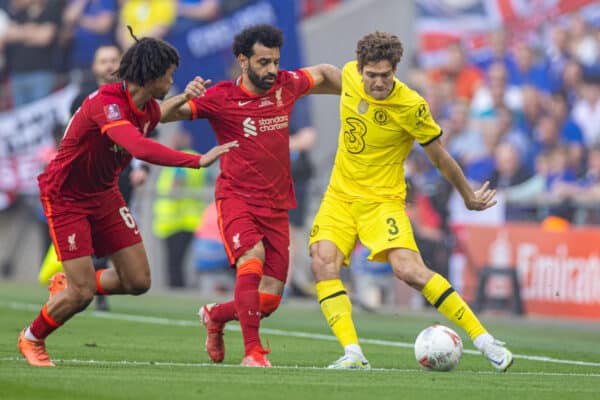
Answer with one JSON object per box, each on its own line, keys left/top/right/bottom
{"left": 38, "top": 82, "right": 160, "bottom": 200}
{"left": 188, "top": 69, "right": 314, "bottom": 209}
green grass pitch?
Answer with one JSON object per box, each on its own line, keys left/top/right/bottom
{"left": 1, "top": 281, "right": 599, "bottom": 400}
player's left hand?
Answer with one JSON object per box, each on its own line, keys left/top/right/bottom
{"left": 184, "top": 76, "right": 212, "bottom": 100}
{"left": 464, "top": 181, "right": 497, "bottom": 211}
{"left": 199, "top": 140, "right": 239, "bottom": 168}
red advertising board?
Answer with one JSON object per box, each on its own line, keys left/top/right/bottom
{"left": 456, "top": 223, "right": 600, "bottom": 320}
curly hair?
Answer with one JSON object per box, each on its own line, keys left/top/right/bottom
{"left": 232, "top": 24, "right": 283, "bottom": 57}
{"left": 118, "top": 27, "right": 180, "bottom": 86}
{"left": 356, "top": 32, "right": 404, "bottom": 70}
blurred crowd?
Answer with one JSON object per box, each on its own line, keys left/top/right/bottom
{"left": 405, "top": 14, "right": 600, "bottom": 229}
{"left": 0, "top": 0, "right": 341, "bottom": 109}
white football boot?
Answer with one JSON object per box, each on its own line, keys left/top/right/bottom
{"left": 327, "top": 352, "right": 371, "bottom": 370}
{"left": 481, "top": 339, "right": 513, "bottom": 372}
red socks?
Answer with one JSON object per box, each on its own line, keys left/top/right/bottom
{"left": 29, "top": 304, "right": 62, "bottom": 340}
{"left": 234, "top": 258, "right": 263, "bottom": 354}
{"left": 96, "top": 269, "right": 108, "bottom": 295}
{"left": 210, "top": 293, "right": 282, "bottom": 322}
{"left": 210, "top": 301, "right": 238, "bottom": 323}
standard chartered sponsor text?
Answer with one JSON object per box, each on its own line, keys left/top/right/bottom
{"left": 258, "top": 115, "right": 288, "bottom": 132}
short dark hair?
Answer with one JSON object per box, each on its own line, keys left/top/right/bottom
{"left": 232, "top": 24, "right": 283, "bottom": 58}
{"left": 118, "top": 37, "right": 180, "bottom": 86}
{"left": 356, "top": 32, "right": 404, "bottom": 70}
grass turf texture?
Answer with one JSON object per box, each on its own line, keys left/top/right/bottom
{"left": 1, "top": 281, "right": 599, "bottom": 400}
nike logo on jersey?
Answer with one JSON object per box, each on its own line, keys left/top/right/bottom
{"left": 238, "top": 100, "right": 253, "bottom": 106}
{"left": 344, "top": 92, "right": 353, "bottom": 97}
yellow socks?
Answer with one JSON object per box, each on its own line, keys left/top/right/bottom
{"left": 422, "top": 273, "right": 486, "bottom": 340}
{"left": 316, "top": 279, "right": 359, "bottom": 348}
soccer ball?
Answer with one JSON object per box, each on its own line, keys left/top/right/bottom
{"left": 414, "top": 324, "right": 463, "bottom": 371}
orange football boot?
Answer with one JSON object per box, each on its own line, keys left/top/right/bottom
{"left": 48, "top": 272, "right": 67, "bottom": 299}
{"left": 18, "top": 329, "right": 55, "bottom": 367}
{"left": 241, "top": 345, "right": 272, "bottom": 367}
{"left": 199, "top": 304, "right": 225, "bottom": 363}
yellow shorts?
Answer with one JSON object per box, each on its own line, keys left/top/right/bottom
{"left": 309, "top": 192, "right": 418, "bottom": 264}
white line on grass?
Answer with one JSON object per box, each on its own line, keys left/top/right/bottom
{"left": 4, "top": 301, "right": 600, "bottom": 368}
{"left": 1, "top": 356, "right": 600, "bottom": 377}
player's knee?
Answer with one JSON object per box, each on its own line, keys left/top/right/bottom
{"left": 124, "top": 275, "right": 151, "bottom": 295}
{"left": 311, "top": 256, "right": 338, "bottom": 282}
{"left": 311, "top": 249, "right": 331, "bottom": 272}
{"left": 259, "top": 292, "right": 281, "bottom": 318}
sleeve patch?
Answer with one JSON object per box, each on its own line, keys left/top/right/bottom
{"left": 104, "top": 104, "right": 122, "bottom": 121}
{"left": 415, "top": 103, "right": 429, "bottom": 128}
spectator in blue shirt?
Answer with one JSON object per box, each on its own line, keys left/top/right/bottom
{"left": 62, "top": 0, "right": 118, "bottom": 72}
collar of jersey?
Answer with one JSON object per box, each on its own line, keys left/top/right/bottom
{"left": 122, "top": 81, "right": 147, "bottom": 116}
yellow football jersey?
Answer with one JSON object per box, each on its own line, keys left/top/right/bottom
{"left": 327, "top": 61, "right": 442, "bottom": 202}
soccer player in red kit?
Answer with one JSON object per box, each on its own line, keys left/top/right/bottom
{"left": 18, "top": 32, "right": 238, "bottom": 367}
{"left": 161, "top": 24, "right": 341, "bottom": 367}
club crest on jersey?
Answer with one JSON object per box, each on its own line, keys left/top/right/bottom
{"left": 373, "top": 108, "right": 389, "bottom": 125}
{"left": 104, "top": 104, "right": 122, "bottom": 121}
{"left": 275, "top": 88, "right": 283, "bottom": 107}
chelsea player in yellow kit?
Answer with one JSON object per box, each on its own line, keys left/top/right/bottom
{"left": 309, "top": 32, "right": 513, "bottom": 371}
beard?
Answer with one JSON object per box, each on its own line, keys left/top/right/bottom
{"left": 247, "top": 65, "right": 276, "bottom": 90}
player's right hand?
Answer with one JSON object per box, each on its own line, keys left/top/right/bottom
{"left": 184, "top": 76, "right": 212, "bottom": 100}
{"left": 199, "top": 140, "right": 239, "bottom": 168}
{"left": 464, "top": 180, "right": 497, "bottom": 211}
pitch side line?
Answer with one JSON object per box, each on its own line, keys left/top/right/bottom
{"left": 2, "top": 356, "right": 600, "bottom": 377}
{"left": 4, "top": 301, "right": 600, "bottom": 368}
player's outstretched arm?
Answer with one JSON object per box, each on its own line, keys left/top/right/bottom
{"left": 304, "top": 64, "right": 342, "bottom": 95}
{"left": 105, "top": 122, "right": 235, "bottom": 169}
{"left": 423, "top": 139, "right": 497, "bottom": 211}
{"left": 199, "top": 141, "right": 239, "bottom": 168}
{"left": 160, "top": 76, "right": 212, "bottom": 122}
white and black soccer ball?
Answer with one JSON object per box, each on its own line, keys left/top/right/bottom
{"left": 414, "top": 324, "right": 463, "bottom": 371}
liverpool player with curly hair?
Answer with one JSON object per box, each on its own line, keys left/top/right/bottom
{"left": 18, "top": 31, "right": 237, "bottom": 367}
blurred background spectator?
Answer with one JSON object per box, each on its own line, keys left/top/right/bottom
{"left": 61, "top": 0, "right": 118, "bottom": 83}
{"left": 116, "top": 0, "right": 176, "bottom": 49}
{"left": 2, "top": 0, "right": 64, "bottom": 107}
{"left": 152, "top": 129, "right": 206, "bottom": 289}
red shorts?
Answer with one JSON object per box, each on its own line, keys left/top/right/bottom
{"left": 216, "top": 197, "right": 289, "bottom": 282}
{"left": 41, "top": 190, "right": 142, "bottom": 261}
